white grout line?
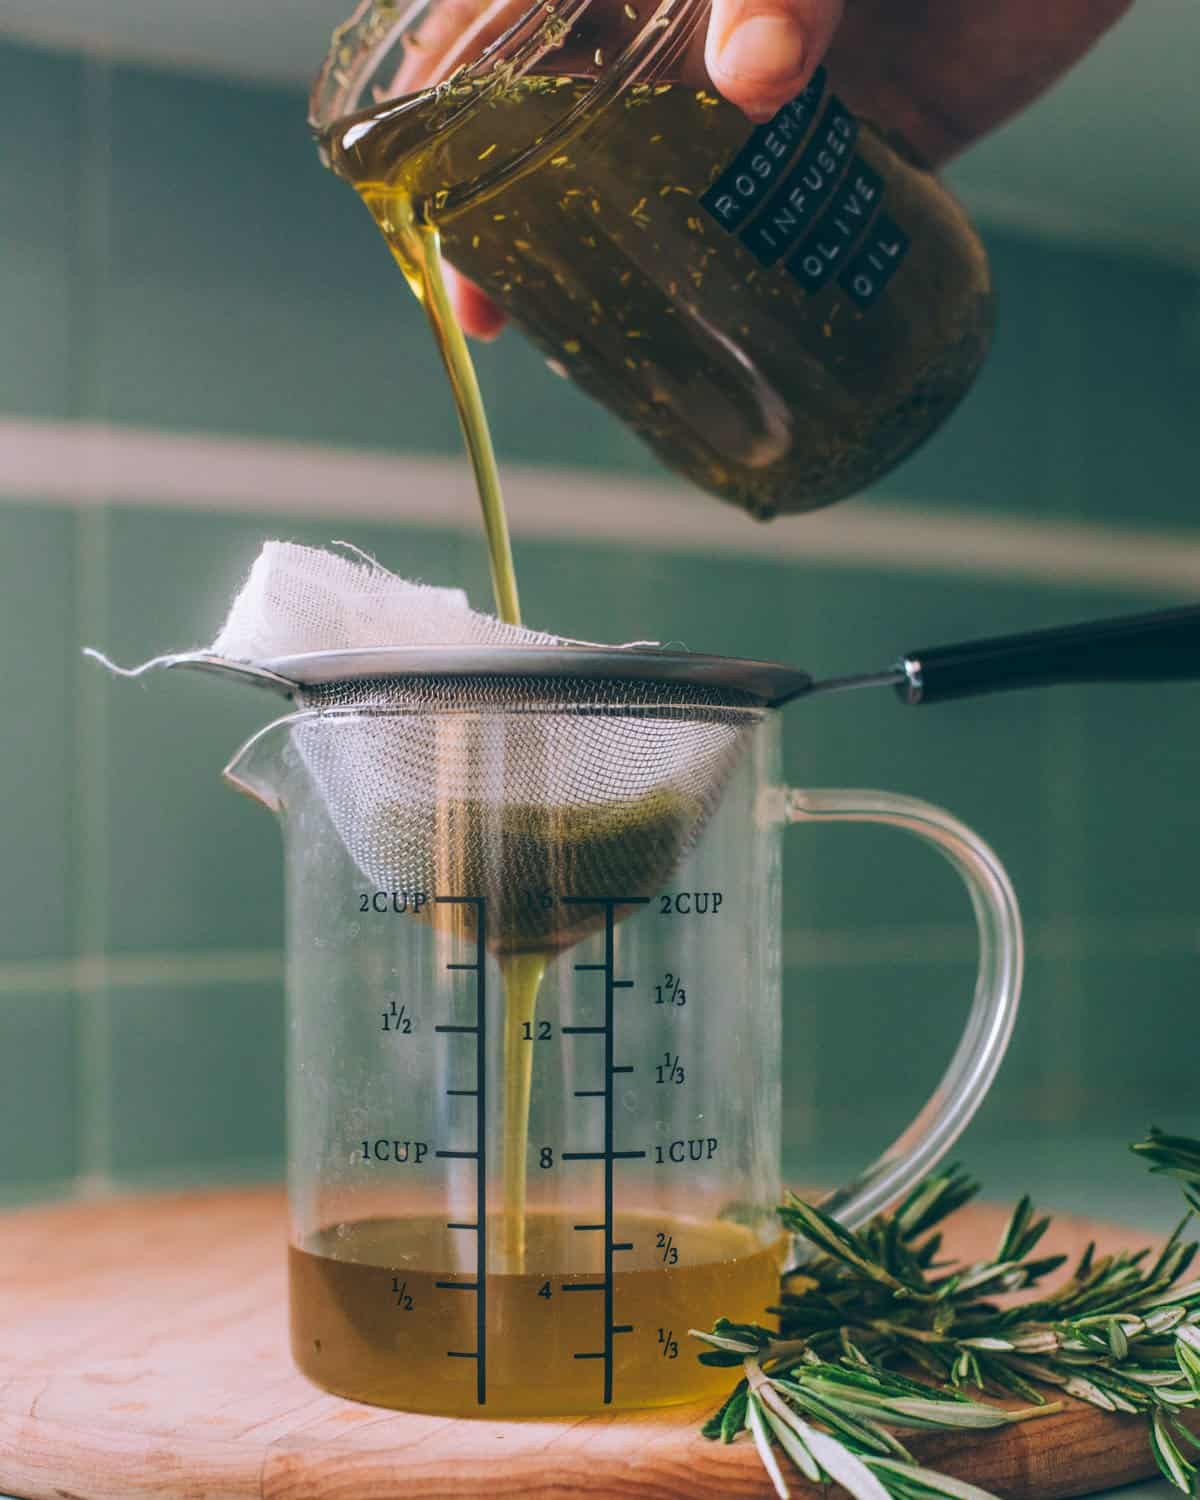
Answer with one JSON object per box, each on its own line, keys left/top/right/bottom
{"left": 785, "top": 916, "right": 1200, "bottom": 968}
{"left": 941, "top": 181, "right": 1200, "bottom": 277}
{"left": 3, "top": 415, "right": 1200, "bottom": 597}
{"left": 2, "top": 915, "right": 1196, "bottom": 999}
{"left": 70, "top": 62, "right": 117, "bottom": 1191}
{"left": 0, "top": 1159, "right": 286, "bottom": 1207}
{"left": 0, "top": 950, "right": 285, "bottom": 996}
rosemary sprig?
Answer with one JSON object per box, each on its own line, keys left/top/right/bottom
{"left": 693, "top": 1130, "right": 1200, "bottom": 1500}
{"left": 1133, "top": 1129, "right": 1200, "bottom": 1217}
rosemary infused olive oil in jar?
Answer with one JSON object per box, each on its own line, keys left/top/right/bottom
{"left": 314, "top": 0, "right": 993, "bottom": 518}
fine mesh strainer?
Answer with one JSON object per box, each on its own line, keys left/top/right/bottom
{"left": 91, "top": 602, "right": 1200, "bottom": 958}
{"left": 85, "top": 543, "right": 808, "bottom": 956}
{"left": 222, "top": 647, "right": 807, "bottom": 955}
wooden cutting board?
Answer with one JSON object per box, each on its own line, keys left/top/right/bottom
{"left": 0, "top": 1186, "right": 1188, "bottom": 1500}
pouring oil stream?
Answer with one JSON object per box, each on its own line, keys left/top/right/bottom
{"left": 364, "top": 186, "right": 547, "bottom": 1273}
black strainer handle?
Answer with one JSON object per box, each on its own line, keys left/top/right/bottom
{"left": 897, "top": 604, "right": 1200, "bottom": 706}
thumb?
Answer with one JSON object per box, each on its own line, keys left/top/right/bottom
{"left": 706, "top": 0, "right": 842, "bottom": 122}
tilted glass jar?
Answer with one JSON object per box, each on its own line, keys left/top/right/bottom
{"left": 312, "top": 0, "right": 993, "bottom": 518}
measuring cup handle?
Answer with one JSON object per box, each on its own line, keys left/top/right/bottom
{"left": 784, "top": 788, "right": 1022, "bottom": 1242}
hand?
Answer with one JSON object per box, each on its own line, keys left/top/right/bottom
{"left": 444, "top": 0, "right": 1133, "bottom": 337}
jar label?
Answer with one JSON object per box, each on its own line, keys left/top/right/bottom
{"left": 785, "top": 156, "right": 883, "bottom": 291}
{"left": 839, "top": 216, "right": 911, "bottom": 307}
{"left": 698, "top": 66, "right": 827, "bottom": 232}
{"left": 699, "top": 78, "right": 912, "bottom": 309}
{"left": 738, "top": 97, "right": 858, "bottom": 265}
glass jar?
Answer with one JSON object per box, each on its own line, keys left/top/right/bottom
{"left": 311, "top": 0, "right": 993, "bottom": 518}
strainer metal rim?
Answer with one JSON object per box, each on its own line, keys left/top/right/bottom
{"left": 263, "top": 646, "right": 813, "bottom": 707}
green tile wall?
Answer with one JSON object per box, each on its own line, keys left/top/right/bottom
{"left": 0, "top": 47, "right": 83, "bottom": 419}
{"left": 106, "top": 980, "right": 284, "bottom": 1179}
{"left": 0, "top": 39, "right": 1197, "bottom": 1210}
{"left": 0, "top": 993, "right": 78, "bottom": 1196}
{"left": 0, "top": 503, "right": 77, "bottom": 962}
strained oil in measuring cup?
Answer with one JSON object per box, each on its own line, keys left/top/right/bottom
{"left": 292, "top": 1212, "right": 784, "bottom": 1416}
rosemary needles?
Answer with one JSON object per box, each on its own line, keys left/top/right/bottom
{"left": 693, "top": 1130, "right": 1200, "bottom": 1500}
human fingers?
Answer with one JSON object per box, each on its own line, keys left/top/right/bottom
{"left": 706, "top": 0, "right": 842, "bottom": 122}
{"left": 390, "top": 0, "right": 529, "bottom": 93}
{"left": 388, "top": 0, "right": 521, "bottom": 339}
{"left": 446, "top": 264, "right": 508, "bottom": 340}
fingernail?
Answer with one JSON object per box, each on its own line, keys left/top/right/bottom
{"left": 714, "top": 14, "right": 805, "bottom": 85}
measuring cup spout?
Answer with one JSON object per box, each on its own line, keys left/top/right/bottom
{"left": 223, "top": 713, "right": 300, "bottom": 813}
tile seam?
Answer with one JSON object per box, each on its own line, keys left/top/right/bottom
{"left": 71, "top": 57, "right": 115, "bottom": 1189}
{"left": 1, "top": 417, "right": 1199, "bottom": 597}
{"left": 0, "top": 917, "right": 1195, "bottom": 997}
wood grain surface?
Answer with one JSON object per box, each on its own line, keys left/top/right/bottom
{"left": 0, "top": 1187, "right": 1189, "bottom": 1500}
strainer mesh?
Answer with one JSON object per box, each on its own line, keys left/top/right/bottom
{"left": 289, "top": 673, "right": 762, "bottom": 953}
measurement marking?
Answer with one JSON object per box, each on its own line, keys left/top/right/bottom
{"left": 563, "top": 896, "right": 650, "bottom": 1405}
{"left": 574, "top": 1223, "right": 606, "bottom": 1232}
{"left": 606, "top": 900, "right": 615, "bottom": 1404}
{"left": 574, "top": 1089, "right": 604, "bottom": 1098}
{"left": 612, "top": 1242, "right": 634, "bottom": 1252}
{"left": 563, "top": 1148, "right": 645, "bottom": 1163}
{"left": 611, "top": 1065, "right": 634, "bottom": 1074}
{"left": 563, "top": 1282, "right": 607, "bottom": 1293}
{"left": 446, "top": 1222, "right": 479, "bottom": 1231}
{"left": 435, "top": 894, "right": 487, "bottom": 1406}
{"left": 435, "top": 1281, "right": 480, "bottom": 1291}
{"left": 446, "top": 1088, "right": 478, "bottom": 1097}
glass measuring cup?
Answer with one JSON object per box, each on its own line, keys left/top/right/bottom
{"left": 310, "top": 0, "right": 994, "bottom": 519}
{"left": 224, "top": 647, "right": 1021, "bottom": 1418}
